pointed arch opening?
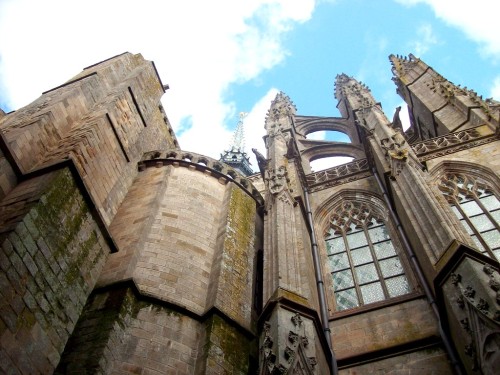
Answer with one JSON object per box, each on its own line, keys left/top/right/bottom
{"left": 431, "top": 162, "right": 500, "bottom": 261}
{"left": 439, "top": 173, "right": 500, "bottom": 260}
{"left": 317, "top": 192, "right": 414, "bottom": 313}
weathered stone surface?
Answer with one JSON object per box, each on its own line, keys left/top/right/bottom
{"left": 1, "top": 51, "right": 499, "bottom": 374}
{"left": 0, "top": 168, "right": 111, "bottom": 374}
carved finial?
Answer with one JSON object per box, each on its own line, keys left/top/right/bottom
{"left": 284, "top": 346, "right": 295, "bottom": 362}
{"left": 460, "top": 317, "right": 470, "bottom": 331}
{"left": 308, "top": 357, "right": 317, "bottom": 368}
{"left": 334, "top": 73, "right": 376, "bottom": 110}
{"left": 477, "top": 299, "right": 490, "bottom": 313}
{"left": 266, "top": 92, "right": 296, "bottom": 122}
{"left": 389, "top": 53, "right": 422, "bottom": 81}
{"left": 291, "top": 313, "right": 303, "bottom": 327}
{"left": 288, "top": 331, "right": 299, "bottom": 345}
{"left": 264, "top": 321, "right": 271, "bottom": 333}
{"left": 463, "top": 285, "right": 476, "bottom": 299}
{"left": 451, "top": 273, "right": 462, "bottom": 286}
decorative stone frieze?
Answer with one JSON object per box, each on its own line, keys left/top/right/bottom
{"left": 305, "top": 158, "right": 370, "bottom": 192}
{"left": 411, "top": 126, "right": 498, "bottom": 161}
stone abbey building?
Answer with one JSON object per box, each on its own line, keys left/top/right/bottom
{"left": 1, "top": 52, "right": 499, "bottom": 374}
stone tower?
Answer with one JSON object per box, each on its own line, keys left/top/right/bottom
{"left": 1, "top": 52, "right": 499, "bottom": 374}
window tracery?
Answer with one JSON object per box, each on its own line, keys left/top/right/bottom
{"left": 439, "top": 173, "right": 500, "bottom": 260}
{"left": 325, "top": 201, "right": 411, "bottom": 312}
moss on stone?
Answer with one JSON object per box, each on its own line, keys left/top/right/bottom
{"left": 204, "top": 314, "right": 252, "bottom": 374}
{"left": 220, "top": 186, "right": 256, "bottom": 323}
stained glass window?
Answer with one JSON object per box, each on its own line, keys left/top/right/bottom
{"left": 439, "top": 173, "right": 500, "bottom": 261}
{"left": 325, "top": 201, "right": 411, "bottom": 312}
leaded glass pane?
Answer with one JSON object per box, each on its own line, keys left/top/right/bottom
{"left": 329, "top": 252, "right": 349, "bottom": 271}
{"left": 385, "top": 275, "right": 411, "bottom": 298}
{"left": 471, "top": 235, "right": 486, "bottom": 253}
{"left": 326, "top": 237, "right": 345, "bottom": 255}
{"left": 347, "top": 222, "right": 362, "bottom": 233}
{"left": 326, "top": 228, "right": 336, "bottom": 238}
{"left": 483, "top": 229, "right": 500, "bottom": 250}
{"left": 350, "top": 246, "right": 372, "bottom": 266}
{"left": 332, "top": 269, "right": 354, "bottom": 291}
{"left": 360, "top": 282, "right": 384, "bottom": 304}
{"left": 493, "top": 249, "right": 500, "bottom": 262}
{"left": 368, "top": 225, "right": 390, "bottom": 243}
{"left": 451, "top": 205, "right": 462, "bottom": 219}
{"left": 460, "top": 219, "right": 475, "bottom": 235}
{"left": 461, "top": 200, "right": 483, "bottom": 217}
{"left": 470, "top": 214, "right": 495, "bottom": 232}
{"left": 379, "top": 257, "right": 404, "bottom": 278}
{"left": 373, "top": 241, "right": 396, "bottom": 259}
{"left": 491, "top": 210, "right": 500, "bottom": 223}
{"left": 346, "top": 231, "right": 368, "bottom": 249}
{"left": 335, "top": 288, "right": 359, "bottom": 311}
{"left": 355, "top": 263, "right": 378, "bottom": 284}
{"left": 480, "top": 195, "right": 500, "bottom": 210}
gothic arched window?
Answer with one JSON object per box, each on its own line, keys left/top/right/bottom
{"left": 439, "top": 173, "right": 500, "bottom": 260}
{"left": 325, "top": 201, "right": 411, "bottom": 312}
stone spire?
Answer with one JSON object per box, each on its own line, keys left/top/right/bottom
{"left": 389, "top": 53, "right": 428, "bottom": 85}
{"left": 390, "top": 53, "right": 500, "bottom": 136}
{"left": 334, "top": 73, "right": 378, "bottom": 117}
{"left": 219, "top": 112, "right": 253, "bottom": 176}
{"left": 264, "top": 91, "right": 296, "bottom": 135}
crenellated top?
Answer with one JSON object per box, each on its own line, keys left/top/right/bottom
{"left": 139, "top": 149, "right": 263, "bottom": 205}
{"left": 334, "top": 74, "right": 377, "bottom": 113}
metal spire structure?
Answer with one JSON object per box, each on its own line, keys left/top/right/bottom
{"left": 219, "top": 112, "right": 253, "bottom": 176}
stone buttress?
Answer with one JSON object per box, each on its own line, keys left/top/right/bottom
{"left": 258, "top": 92, "right": 332, "bottom": 374}
{"left": 388, "top": 54, "right": 500, "bottom": 374}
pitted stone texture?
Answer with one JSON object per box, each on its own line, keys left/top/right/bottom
{"left": 57, "top": 288, "right": 201, "bottom": 374}
{"left": 331, "top": 298, "right": 438, "bottom": 360}
{"left": 0, "top": 168, "right": 110, "bottom": 374}
{"left": 100, "top": 163, "right": 260, "bottom": 330}
{"left": 339, "top": 346, "right": 452, "bottom": 374}
{"left": 0, "top": 53, "right": 173, "bottom": 225}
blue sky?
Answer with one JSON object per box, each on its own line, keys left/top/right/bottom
{"left": 0, "top": 0, "right": 499, "bottom": 171}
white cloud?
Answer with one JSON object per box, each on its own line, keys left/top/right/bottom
{"left": 306, "top": 131, "right": 326, "bottom": 140}
{"left": 490, "top": 76, "right": 500, "bottom": 100}
{"left": 239, "top": 88, "right": 279, "bottom": 170}
{"left": 411, "top": 23, "right": 439, "bottom": 56}
{"left": 310, "top": 157, "right": 353, "bottom": 172}
{"left": 395, "top": 0, "right": 500, "bottom": 58}
{"left": 0, "top": 0, "right": 316, "bottom": 161}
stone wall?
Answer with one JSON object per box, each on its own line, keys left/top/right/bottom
{"left": 57, "top": 287, "right": 202, "bottom": 374}
{"left": 0, "top": 53, "right": 174, "bottom": 226}
{"left": 0, "top": 167, "right": 111, "bottom": 374}
{"left": 331, "top": 298, "right": 438, "bottom": 360}
{"left": 339, "top": 346, "right": 452, "bottom": 374}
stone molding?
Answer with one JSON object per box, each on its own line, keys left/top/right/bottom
{"left": 305, "top": 158, "right": 370, "bottom": 193}
{"left": 411, "top": 126, "right": 498, "bottom": 162}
